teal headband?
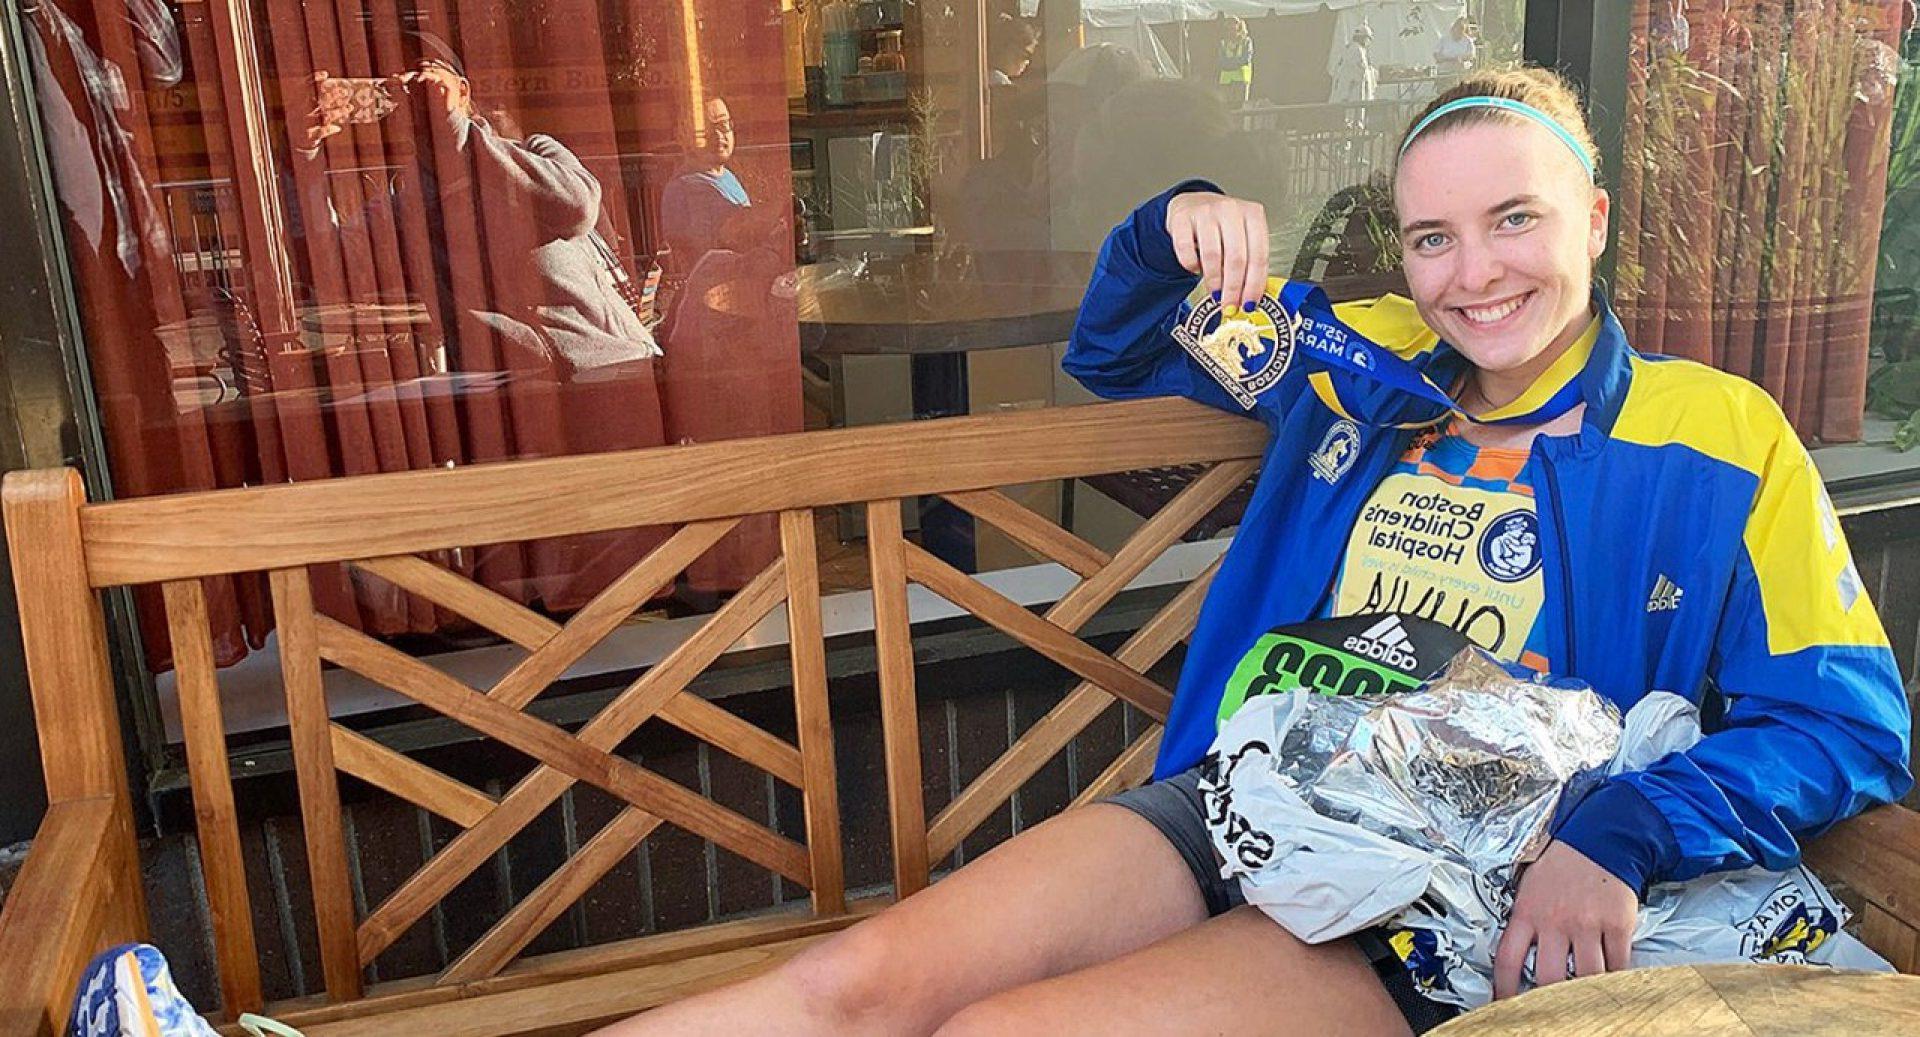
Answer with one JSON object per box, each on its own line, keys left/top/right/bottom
{"left": 1399, "top": 96, "right": 1597, "bottom": 181}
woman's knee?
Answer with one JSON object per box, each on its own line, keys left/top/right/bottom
{"left": 776, "top": 915, "right": 936, "bottom": 1028}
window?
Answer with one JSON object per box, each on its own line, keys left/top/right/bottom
{"left": 1603, "top": 0, "right": 1919, "bottom": 488}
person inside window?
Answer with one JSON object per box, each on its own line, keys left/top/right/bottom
{"left": 660, "top": 96, "right": 751, "bottom": 284}
{"left": 1434, "top": 16, "right": 1478, "bottom": 76}
{"left": 591, "top": 66, "right": 1910, "bottom": 1037}
{"left": 1331, "top": 23, "right": 1378, "bottom": 128}
{"left": 987, "top": 15, "right": 1040, "bottom": 86}
{"left": 1217, "top": 16, "right": 1254, "bottom": 109}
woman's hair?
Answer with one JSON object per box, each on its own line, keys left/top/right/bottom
{"left": 1396, "top": 67, "right": 1600, "bottom": 183}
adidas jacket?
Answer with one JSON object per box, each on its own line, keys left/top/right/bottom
{"left": 1064, "top": 181, "right": 1913, "bottom": 894}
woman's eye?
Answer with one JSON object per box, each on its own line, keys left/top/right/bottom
{"left": 1415, "top": 232, "right": 1448, "bottom": 251}
{"left": 1502, "top": 212, "right": 1536, "bottom": 229}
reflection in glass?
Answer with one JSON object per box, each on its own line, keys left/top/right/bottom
{"left": 25, "top": 0, "right": 1547, "bottom": 674}
{"left": 1610, "top": 0, "right": 1913, "bottom": 444}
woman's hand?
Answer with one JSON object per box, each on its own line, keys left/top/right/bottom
{"left": 1164, "top": 191, "right": 1269, "bottom": 314}
{"left": 1492, "top": 840, "right": 1637, "bottom": 999}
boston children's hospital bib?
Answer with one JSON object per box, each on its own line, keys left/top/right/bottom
{"left": 1330, "top": 422, "right": 1553, "bottom": 673}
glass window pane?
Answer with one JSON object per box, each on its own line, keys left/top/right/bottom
{"left": 24, "top": 0, "right": 1534, "bottom": 684}
{"left": 1608, "top": 0, "right": 1918, "bottom": 471}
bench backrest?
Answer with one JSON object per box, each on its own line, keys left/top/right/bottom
{"left": 2, "top": 397, "right": 1266, "bottom": 1023}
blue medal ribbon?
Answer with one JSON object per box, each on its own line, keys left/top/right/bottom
{"left": 1272, "top": 280, "right": 1588, "bottom": 428}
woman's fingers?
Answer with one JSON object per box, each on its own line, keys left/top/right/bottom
{"left": 1492, "top": 919, "right": 1533, "bottom": 1000}
{"left": 1532, "top": 931, "right": 1573, "bottom": 987}
{"left": 1574, "top": 934, "right": 1607, "bottom": 984}
{"left": 1165, "top": 192, "right": 1269, "bottom": 302}
{"left": 1218, "top": 215, "right": 1248, "bottom": 312}
{"left": 1240, "top": 202, "right": 1269, "bottom": 310}
{"left": 1194, "top": 217, "right": 1224, "bottom": 300}
{"left": 1169, "top": 207, "right": 1202, "bottom": 274}
{"left": 1602, "top": 924, "right": 1633, "bottom": 973}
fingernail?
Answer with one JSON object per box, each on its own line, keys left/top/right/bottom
{"left": 1210, "top": 290, "right": 1221, "bottom": 303}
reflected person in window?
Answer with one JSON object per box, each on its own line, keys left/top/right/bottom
{"left": 304, "top": 46, "right": 659, "bottom": 378}
{"left": 660, "top": 97, "right": 751, "bottom": 284}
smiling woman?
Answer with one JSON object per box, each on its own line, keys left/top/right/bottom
{"left": 583, "top": 65, "right": 1913, "bottom": 1037}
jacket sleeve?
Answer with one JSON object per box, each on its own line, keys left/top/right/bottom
{"left": 1555, "top": 406, "right": 1914, "bottom": 893}
{"left": 1062, "top": 179, "right": 1279, "bottom": 421}
{"left": 454, "top": 117, "right": 604, "bottom": 238}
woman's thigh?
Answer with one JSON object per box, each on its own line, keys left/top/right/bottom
{"left": 800, "top": 801, "right": 1213, "bottom": 1022}
{"left": 934, "top": 906, "right": 1414, "bottom": 1037}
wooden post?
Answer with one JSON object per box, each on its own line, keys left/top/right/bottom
{"left": 1, "top": 469, "right": 148, "bottom": 945}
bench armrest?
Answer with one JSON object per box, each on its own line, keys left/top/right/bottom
{"left": 1805, "top": 804, "right": 1920, "bottom": 923}
{"left": 0, "top": 797, "right": 126, "bottom": 1036}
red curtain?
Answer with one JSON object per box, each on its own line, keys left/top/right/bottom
{"left": 1612, "top": 0, "right": 1905, "bottom": 443}
{"left": 27, "top": 0, "right": 801, "bottom": 671}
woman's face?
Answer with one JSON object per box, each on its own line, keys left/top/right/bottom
{"left": 1394, "top": 120, "right": 1609, "bottom": 380}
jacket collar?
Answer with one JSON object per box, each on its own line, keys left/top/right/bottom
{"left": 1308, "top": 286, "right": 1635, "bottom": 436}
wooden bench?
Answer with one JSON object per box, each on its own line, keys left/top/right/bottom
{"left": 1, "top": 398, "right": 1917, "bottom": 1036}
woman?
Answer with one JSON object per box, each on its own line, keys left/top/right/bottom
{"left": 595, "top": 67, "right": 1910, "bottom": 1036}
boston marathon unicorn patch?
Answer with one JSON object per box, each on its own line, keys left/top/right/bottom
{"left": 1172, "top": 286, "right": 1297, "bottom": 409}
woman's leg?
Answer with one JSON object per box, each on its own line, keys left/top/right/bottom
{"left": 934, "top": 905, "right": 1414, "bottom": 1037}
{"left": 590, "top": 803, "right": 1213, "bottom": 1037}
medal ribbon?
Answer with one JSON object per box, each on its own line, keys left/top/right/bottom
{"left": 1274, "top": 280, "right": 1591, "bottom": 428}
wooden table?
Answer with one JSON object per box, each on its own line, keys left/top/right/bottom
{"left": 1431, "top": 964, "right": 1920, "bottom": 1035}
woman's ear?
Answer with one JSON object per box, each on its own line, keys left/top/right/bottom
{"left": 1588, "top": 187, "right": 1611, "bottom": 261}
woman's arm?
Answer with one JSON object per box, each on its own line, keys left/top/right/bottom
{"left": 1554, "top": 401, "right": 1913, "bottom": 894}
{"left": 1062, "top": 180, "right": 1281, "bottom": 418}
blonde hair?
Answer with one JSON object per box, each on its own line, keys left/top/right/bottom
{"left": 1396, "top": 67, "right": 1600, "bottom": 182}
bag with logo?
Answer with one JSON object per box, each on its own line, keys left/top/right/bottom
{"left": 1201, "top": 650, "right": 1891, "bottom": 1011}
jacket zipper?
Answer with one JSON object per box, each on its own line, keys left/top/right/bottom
{"left": 1536, "top": 445, "right": 1578, "bottom": 675}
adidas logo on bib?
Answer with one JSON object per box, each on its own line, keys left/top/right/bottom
{"left": 1342, "top": 615, "right": 1420, "bottom": 670}
{"left": 1647, "top": 573, "right": 1684, "bottom": 613}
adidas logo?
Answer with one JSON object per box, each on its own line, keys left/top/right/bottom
{"left": 1647, "top": 574, "right": 1684, "bottom": 613}
{"left": 1343, "top": 615, "right": 1420, "bottom": 670}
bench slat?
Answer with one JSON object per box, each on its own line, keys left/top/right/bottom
{"left": 1046, "top": 459, "right": 1256, "bottom": 633}
{"left": 353, "top": 554, "right": 561, "bottom": 651}
{"left": 782, "top": 509, "right": 848, "bottom": 916}
{"left": 1861, "top": 906, "right": 1920, "bottom": 974}
{"left": 328, "top": 725, "right": 497, "bottom": 828}
{"left": 1071, "top": 730, "right": 1165, "bottom": 806}
{"left": 480, "top": 519, "right": 735, "bottom": 710}
{"left": 904, "top": 542, "right": 1174, "bottom": 717}
{"left": 314, "top": 615, "right": 813, "bottom": 886}
{"left": 866, "top": 500, "right": 932, "bottom": 898}
{"left": 163, "top": 578, "right": 266, "bottom": 1015}
{"left": 79, "top": 400, "right": 1266, "bottom": 587}
{"left": 943, "top": 488, "right": 1112, "bottom": 577}
{"left": 271, "top": 567, "right": 365, "bottom": 1001}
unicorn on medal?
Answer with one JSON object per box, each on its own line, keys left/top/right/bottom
{"left": 1171, "top": 278, "right": 1300, "bottom": 408}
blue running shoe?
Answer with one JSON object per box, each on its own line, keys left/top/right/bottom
{"left": 69, "top": 944, "right": 220, "bottom": 1037}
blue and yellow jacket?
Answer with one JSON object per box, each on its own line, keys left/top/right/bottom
{"left": 1064, "top": 182, "right": 1913, "bottom": 894}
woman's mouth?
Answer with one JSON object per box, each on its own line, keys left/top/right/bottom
{"left": 1454, "top": 292, "right": 1533, "bottom": 328}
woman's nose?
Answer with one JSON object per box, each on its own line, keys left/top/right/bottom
{"left": 1455, "top": 241, "right": 1505, "bottom": 293}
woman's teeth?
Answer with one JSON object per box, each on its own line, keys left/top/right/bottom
{"left": 1460, "top": 294, "right": 1528, "bottom": 325}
